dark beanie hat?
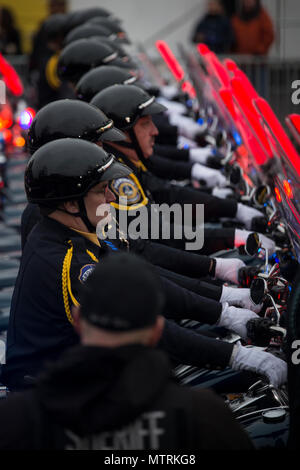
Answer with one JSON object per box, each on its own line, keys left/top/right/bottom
{"left": 79, "top": 253, "right": 165, "bottom": 331}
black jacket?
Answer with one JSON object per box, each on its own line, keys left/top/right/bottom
{"left": 21, "top": 203, "right": 223, "bottom": 301}
{"left": 0, "top": 344, "right": 253, "bottom": 450}
{"left": 105, "top": 145, "right": 236, "bottom": 254}
{"left": 2, "top": 216, "right": 233, "bottom": 391}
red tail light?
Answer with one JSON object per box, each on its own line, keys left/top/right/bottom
{"left": 0, "top": 54, "right": 23, "bottom": 96}
{"left": 0, "top": 103, "right": 13, "bottom": 130}
{"left": 283, "top": 180, "right": 293, "bottom": 199}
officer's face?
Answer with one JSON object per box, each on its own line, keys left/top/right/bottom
{"left": 84, "top": 180, "right": 116, "bottom": 228}
{"left": 133, "top": 115, "right": 159, "bottom": 159}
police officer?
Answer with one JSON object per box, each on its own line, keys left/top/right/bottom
{"left": 1, "top": 139, "right": 286, "bottom": 391}
{"left": 23, "top": 99, "right": 262, "bottom": 311}
{"left": 90, "top": 84, "right": 275, "bottom": 256}
{"left": 0, "top": 254, "right": 253, "bottom": 450}
{"left": 21, "top": 98, "right": 126, "bottom": 249}
{"left": 75, "top": 65, "right": 229, "bottom": 188}
{"left": 57, "top": 39, "right": 126, "bottom": 88}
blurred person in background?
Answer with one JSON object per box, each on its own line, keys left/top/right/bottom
{"left": 0, "top": 6, "right": 22, "bottom": 55}
{"left": 191, "top": 0, "right": 234, "bottom": 54}
{"left": 29, "top": 0, "right": 69, "bottom": 108}
{"left": 231, "top": 0, "right": 274, "bottom": 55}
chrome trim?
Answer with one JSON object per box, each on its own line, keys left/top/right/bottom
{"left": 96, "top": 120, "right": 114, "bottom": 134}
{"left": 103, "top": 52, "right": 118, "bottom": 63}
{"left": 124, "top": 76, "right": 138, "bottom": 85}
{"left": 97, "top": 156, "right": 114, "bottom": 173}
{"left": 138, "top": 96, "right": 155, "bottom": 110}
{"left": 236, "top": 406, "right": 289, "bottom": 421}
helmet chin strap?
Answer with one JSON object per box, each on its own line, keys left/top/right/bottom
{"left": 77, "top": 198, "right": 96, "bottom": 233}
{"left": 56, "top": 198, "right": 96, "bottom": 233}
{"left": 114, "top": 128, "right": 153, "bottom": 170}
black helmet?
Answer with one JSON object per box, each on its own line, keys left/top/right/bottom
{"left": 63, "top": 24, "right": 112, "bottom": 46}
{"left": 76, "top": 66, "right": 138, "bottom": 102}
{"left": 25, "top": 138, "right": 130, "bottom": 205}
{"left": 43, "top": 13, "right": 69, "bottom": 40}
{"left": 27, "top": 99, "right": 126, "bottom": 154}
{"left": 86, "top": 17, "right": 130, "bottom": 44}
{"left": 90, "top": 84, "right": 166, "bottom": 131}
{"left": 57, "top": 39, "right": 121, "bottom": 84}
{"left": 89, "top": 37, "right": 137, "bottom": 70}
{"left": 65, "top": 8, "right": 121, "bottom": 33}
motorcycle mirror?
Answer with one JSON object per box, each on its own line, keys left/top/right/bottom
{"left": 253, "top": 185, "right": 271, "bottom": 207}
{"left": 229, "top": 164, "right": 242, "bottom": 185}
{"left": 215, "top": 130, "right": 227, "bottom": 147}
{"left": 250, "top": 277, "right": 266, "bottom": 305}
{"left": 245, "top": 232, "right": 260, "bottom": 256}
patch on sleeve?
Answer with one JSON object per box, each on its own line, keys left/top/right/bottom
{"left": 110, "top": 173, "right": 148, "bottom": 210}
{"left": 78, "top": 264, "right": 96, "bottom": 284}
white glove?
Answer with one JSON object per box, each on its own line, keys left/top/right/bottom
{"left": 220, "top": 286, "right": 263, "bottom": 313}
{"left": 214, "top": 257, "right": 245, "bottom": 285}
{"left": 212, "top": 187, "right": 234, "bottom": 199}
{"left": 234, "top": 228, "right": 276, "bottom": 255}
{"left": 177, "top": 135, "right": 198, "bottom": 149}
{"left": 157, "top": 96, "right": 187, "bottom": 115}
{"left": 159, "top": 85, "right": 180, "bottom": 101}
{"left": 218, "top": 303, "right": 258, "bottom": 339}
{"left": 168, "top": 113, "right": 207, "bottom": 140}
{"left": 189, "top": 147, "right": 214, "bottom": 165}
{"left": 236, "top": 203, "right": 265, "bottom": 230}
{"left": 191, "top": 163, "right": 227, "bottom": 188}
{"left": 230, "top": 342, "right": 287, "bottom": 387}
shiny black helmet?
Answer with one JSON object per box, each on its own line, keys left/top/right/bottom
{"left": 76, "top": 66, "right": 138, "bottom": 102}
{"left": 25, "top": 138, "right": 130, "bottom": 205}
{"left": 89, "top": 37, "right": 137, "bottom": 70}
{"left": 63, "top": 23, "right": 112, "bottom": 46}
{"left": 65, "top": 8, "right": 121, "bottom": 33}
{"left": 43, "top": 13, "right": 69, "bottom": 40}
{"left": 27, "top": 99, "right": 126, "bottom": 154}
{"left": 90, "top": 84, "right": 167, "bottom": 131}
{"left": 57, "top": 39, "right": 120, "bottom": 84}
{"left": 86, "top": 17, "right": 130, "bottom": 44}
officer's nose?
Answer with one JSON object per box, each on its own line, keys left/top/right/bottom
{"left": 150, "top": 121, "right": 159, "bottom": 136}
{"left": 105, "top": 186, "right": 116, "bottom": 203}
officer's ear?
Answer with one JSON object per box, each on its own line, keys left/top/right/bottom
{"left": 148, "top": 315, "right": 165, "bottom": 347}
{"left": 63, "top": 199, "right": 80, "bottom": 214}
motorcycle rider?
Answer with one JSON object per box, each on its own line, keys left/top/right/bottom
{"left": 23, "top": 99, "right": 265, "bottom": 311}
{"left": 0, "top": 139, "right": 286, "bottom": 391}
{"left": 90, "top": 84, "right": 275, "bottom": 256}
{"left": 0, "top": 253, "right": 253, "bottom": 450}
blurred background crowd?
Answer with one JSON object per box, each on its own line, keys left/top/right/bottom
{"left": 0, "top": 0, "right": 299, "bottom": 121}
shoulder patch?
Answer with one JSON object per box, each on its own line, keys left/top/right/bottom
{"left": 78, "top": 264, "right": 96, "bottom": 284}
{"left": 110, "top": 173, "right": 148, "bottom": 210}
{"left": 111, "top": 176, "right": 142, "bottom": 205}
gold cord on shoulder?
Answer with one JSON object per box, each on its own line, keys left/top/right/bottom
{"left": 62, "top": 242, "right": 100, "bottom": 324}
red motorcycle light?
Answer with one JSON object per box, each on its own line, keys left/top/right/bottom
{"left": 0, "top": 54, "right": 23, "bottom": 96}
{"left": 283, "top": 180, "right": 293, "bottom": 199}
{"left": 197, "top": 43, "right": 210, "bottom": 55}
{"left": 0, "top": 103, "right": 13, "bottom": 130}
{"left": 275, "top": 187, "right": 282, "bottom": 203}
{"left": 156, "top": 40, "right": 184, "bottom": 82}
{"left": 13, "top": 136, "right": 25, "bottom": 147}
{"left": 181, "top": 80, "right": 196, "bottom": 98}
{"left": 2, "top": 129, "right": 12, "bottom": 142}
